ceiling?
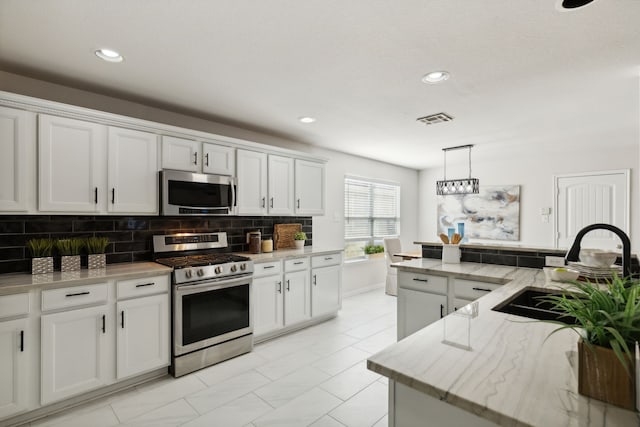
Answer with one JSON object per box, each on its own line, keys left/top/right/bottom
{"left": 1, "top": 0, "right": 639, "bottom": 169}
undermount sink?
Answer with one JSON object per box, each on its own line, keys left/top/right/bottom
{"left": 492, "top": 287, "right": 578, "bottom": 325}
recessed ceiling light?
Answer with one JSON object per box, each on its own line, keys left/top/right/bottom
{"left": 298, "top": 117, "right": 316, "bottom": 123}
{"left": 422, "top": 71, "right": 450, "bottom": 84}
{"left": 95, "top": 48, "right": 124, "bottom": 63}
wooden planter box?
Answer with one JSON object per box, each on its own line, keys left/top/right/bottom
{"left": 578, "top": 340, "right": 636, "bottom": 410}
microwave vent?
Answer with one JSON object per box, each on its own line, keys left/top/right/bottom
{"left": 416, "top": 112, "right": 454, "bottom": 126}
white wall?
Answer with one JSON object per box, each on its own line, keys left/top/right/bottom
{"left": 418, "top": 126, "right": 640, "bottom": 252}
{"left": 0, "top": 70, "right": 420, "bottom": 294}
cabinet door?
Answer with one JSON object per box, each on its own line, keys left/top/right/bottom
{"left": 253, "top": 275, "right": 284, "bottom": 336}
{"left": 0, "top": 106, "right": 34, "bottom": 212}
{"left": 397, "top": 288, "right": 447, "bottom": 340}
{"left": 311, "top": 265, "right": 342, "bottom": 318}
{"left": 108, "top": 127, "right": 158, "bottom": 214}
{"left": 38, "top": 115, "right": 107, "bottom": 212}
{"left": 203, "top": 143, "right": 235, "bottom": 175}
{"left": 268, "top": 155, "right": 294, "bottom": 215}
{"left": 284, "top": 270, "right": 311, "bottom": 326}
{"left": 295, "top": 159, "right": 325, "bottom": 215}
{"left": 161, "top": 136, "right": 200, "bottom": 172}
{"left": 237, "top": 149, "right": 267, "bottom": 215}
{"left": 0, "top": 318, "right": 29, "bottom": 419}
{"left": 116, "top": 294, "right": 169, "bottom": 380}
{"left": 41, "top": 305, "right": 111, "bottom": 405}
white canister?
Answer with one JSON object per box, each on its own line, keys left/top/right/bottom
{"left": 442, "top": 244, "right": 461, "bottom": 264}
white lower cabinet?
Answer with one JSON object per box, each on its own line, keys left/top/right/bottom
{"left": 253, "top": 274, "right": 284, "bottom": 337}
{"left": 0, "top": 318, "right": 29, "bottom": 419}
{"left": 397, "top": 288, "right": 447, "bottom": 340}
{"left": 41, "top": 305, "right": 111, "bottom": 405}
{"left": 311, "top": 264, "right": 342, "bottom": 317}
{"left": 284, "top": 270, "right": 311, "bottom": 325}
{"left": 116, "top": 294, "right": 169, "bottom": 380}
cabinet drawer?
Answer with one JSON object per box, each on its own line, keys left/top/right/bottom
{"left": 454, "top": 279, "right": 501, "bottom": 300}
{"left": 254, "top": 261, "right": 282, "bottom": 277}
{"left": 398, "top": 271, "right": 447, "bottom": 295}
{"left": 311, "top": 253, "right": 342, "bottom": 268}
{"left": 42, "top": 283, "right": 109, "bottom": 312}
{"left": 0, "top": 293, "right": 30, "bottom": 319}
{"left": 117, "top": 275, "right": 170, "bottom": 300}
{"left": 284, "top": 257, "right": 309, "bottom": 272}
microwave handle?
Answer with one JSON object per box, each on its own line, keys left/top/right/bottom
{"left": 231, "top": 179, "right": 237, "bottom": 210}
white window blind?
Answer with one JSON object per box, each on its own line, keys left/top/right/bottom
{"left": 344, "top": 177, "right": 400, "bottom": 242}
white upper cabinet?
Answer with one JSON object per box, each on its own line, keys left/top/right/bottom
{"left": 161, "top": 136, "right": 200, "bottom": 172}
{"left": 237, "top": 149, "right": 268, "bottom": 215}
{"left": 203, "top": 142, "right": 235, "bottom": 175}
{"left": 38, "top": 114, "right": 107, "bottom": 212}
{"left": 295, "top": 160, "right": 325, "bottom": 216}
{"left": 107, "top": 127, "right": 158, "bottom": 214}
{"left": 268, "top": 155, "right": 295, "bottom": 215}
{"left": 0, "top": 106, "right": 35, "bottom": 212}
{"left": 161, "top": 136, "right": 235, "bottom": 175}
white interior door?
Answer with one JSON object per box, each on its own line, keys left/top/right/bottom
{"left": 555, "top": 170, "right": 629, "bottom": 250}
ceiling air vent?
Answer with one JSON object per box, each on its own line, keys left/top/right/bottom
{"left": 416, "top": 112, "right": 453, "bottom": 126}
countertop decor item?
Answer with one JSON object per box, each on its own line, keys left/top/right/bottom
{"left": 441, "top": 244, "right": 461, "bottom": 264}
{"left": 435, "top": 144, "right": 479, "bottom": 196}
{"left": 247, "top": 230, "right": 261, "bottom": 254}
{"left": 26, "top": 238, "right": 54, "bottom": 274}
{"left": 85, "top": 236, "right": 109, "bottom": 269}
{"left": 56, "top": 238, "right": 84, "bottom": 272}
{"left": 541, "top": 276, "right": 639, "bottom": 409}
{"left": 293, "top": 231, "right": 307, "bottom": 249}
{"left": 261, "top": 238, "right": 273, "bottom": 253}
{"left": 274, "top": 223, "right": 302, "bottom": 249}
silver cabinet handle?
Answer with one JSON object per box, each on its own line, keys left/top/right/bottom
{"left": 270, "top": 197, "right": 274, "bottom": 208}
{"left": 297, "top": 199, "right": 300, "bottom": 209}
{"left": 286, "top": 280, "right": 290, "bottom": 291}
{"left": 262, "top": 197, "right": 266, "bottom": 208}
{"left": 412, "top": 278, "right": 428, "bottom": 283}
{"left": 205, "top": 153, "right": 209, "bottom": 167}
{"left": 263, "top": 265, "right": 275, "bottom": 269}
{"left": 324, "top": 257, "right": 333, "bottom": 261}
{"left": 313, "top": 275, "right": 317, "bottom": 285}
{"left": 294, "top": 261, "right": 304, "bottom": 265}
{"left": 472, "top": 287, "right": 492, "bottom": 292}
{"left": 277, "top": 281, "right": 282, "bottom": 293}
{"left": 194, "top": 152, "right": 198, "bottom": 165}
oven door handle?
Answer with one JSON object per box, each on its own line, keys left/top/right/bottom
{"left": 174, "top": 274, "right": 252, "bottom": 292}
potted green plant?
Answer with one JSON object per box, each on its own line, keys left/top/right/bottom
{"left": 26, "top": 238, "right": 54, "bottom": 274}
{"left": 55, "top": 238, "right": 85, "bottom": 272}
{"left": 364, "top": 244, "right": 385, "bottom": 259}
{"left": 543, "top": 276, "right": 639, "bottom": 409}
{"left": 294, "top": 231, "right": 307, "bottom": 249}
{"left": 85, "top": 237, "right": 109, "bottom": 269}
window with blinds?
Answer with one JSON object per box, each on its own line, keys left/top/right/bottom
{"left": 344, "top": 176, "right": 400, "bottom": 258}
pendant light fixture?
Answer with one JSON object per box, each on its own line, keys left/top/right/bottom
{"left": 436, "top": 144, "right": 480, "bottom": 195}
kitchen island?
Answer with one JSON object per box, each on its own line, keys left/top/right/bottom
{"left": 367, "top": 259, "right": 639, "bottom": 426}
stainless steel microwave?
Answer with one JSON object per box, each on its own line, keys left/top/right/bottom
{"left": 160, "top": 170, "right": 237, "bottom": 216}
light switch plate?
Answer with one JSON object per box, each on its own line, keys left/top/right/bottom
{"left": 545, "top": 256, "right": 565, "bottom": 267}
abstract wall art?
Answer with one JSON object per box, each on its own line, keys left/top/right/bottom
{"left": 437, "top": 185, "right": 520, "bottom": 241}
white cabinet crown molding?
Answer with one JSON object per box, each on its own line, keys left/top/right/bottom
{"left": 0, "top": 91, "right": 327, "bottom": 164}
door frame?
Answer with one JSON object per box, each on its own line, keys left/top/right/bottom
{"left": 553, "top": 169, "right": 630, "bottom": 249}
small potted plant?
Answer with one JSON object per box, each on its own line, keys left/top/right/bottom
{"left": 26, "top": 238, "right": 54, "bottom": 274}
{"left": 364, "top": 244, "right": 385, "bottom": 259}
{"left": 56, "top": 238, "right": 85, "bottom": 272}
{"left": 543, "top": 275, "right": 639, "bottom": 409}
{"left": 293, "top": 231, "right": 307, "bottom": 249}
{"left": 85, "top": 237, "right": 109, "bottom": 269}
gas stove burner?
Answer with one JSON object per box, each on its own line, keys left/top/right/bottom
{"left": 155, "top": 253, "right": 251, "bottom": 269}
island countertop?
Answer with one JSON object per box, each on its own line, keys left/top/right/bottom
{"left": 368, "top": 259, "right": 639, "bottom": 426}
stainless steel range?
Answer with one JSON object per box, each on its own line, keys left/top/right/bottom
{"left": 153, "top": 232, "right": 254, "bottom": 377}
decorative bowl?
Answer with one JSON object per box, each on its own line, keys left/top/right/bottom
{"left": 579, "top": 249, "right": 618, "bottom": 268}
{"left": 550, "top": 268, "right": 580, "bottom": 282}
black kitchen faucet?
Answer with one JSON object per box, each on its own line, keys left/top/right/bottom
{"left": 564, "top": 223, "right": 632, "bottom": 278}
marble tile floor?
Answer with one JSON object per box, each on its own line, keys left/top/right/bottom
{"left": 25, "top": 288, "right": 396, "bottom": 427}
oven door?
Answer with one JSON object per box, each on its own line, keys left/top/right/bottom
{"left": 173, "top": 274, "right": 252, "bottom": 356}
{"left": 161, "top": 169, "right": 237, "bottom": 216}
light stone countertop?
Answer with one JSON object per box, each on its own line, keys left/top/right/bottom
{"left": 369, "top": 259, "right": 639, "bottom": 426}
{"left": 415, "top": 241, "right": 565, "bottom": 254}
{"left": 0, "top": 262, "right": 173, "bottom": 295}
{"left": 236, "top": 246, "right": 343, "bottom": 263}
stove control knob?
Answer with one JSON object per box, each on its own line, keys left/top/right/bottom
{"left": 230, "top": 265, "right": 237, "bottom": 273}
{"left": 197, "top": 269, "right": 204, "bottom": 277}
{"left": 185, "top": 270, "right": 193, "bottom": 279}
{"left": 240, "top": 263, "right": 247, "bottom": 271}
{"left": 215, "top": 266, "right": 222, "bottom": 274}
